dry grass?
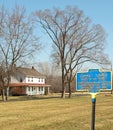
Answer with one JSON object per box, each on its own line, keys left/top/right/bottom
{"left": 0, "top": 94, "right": 113, "bottom": 130}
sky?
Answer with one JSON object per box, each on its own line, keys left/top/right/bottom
{"left": 0, "top": 0, "right": 113, "bottom": 67}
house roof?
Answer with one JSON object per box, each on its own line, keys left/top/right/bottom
{"left": 13, "top": 66, "right": 45, "bottom": 78}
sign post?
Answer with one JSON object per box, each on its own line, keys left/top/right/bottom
{"left": 91, "top": 93, "right": 97, "bottom": 130}
{"left": 76, "top": 69, "right": 112, "bottom": 130}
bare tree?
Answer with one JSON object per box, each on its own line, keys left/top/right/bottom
{"left": 34, "top": 6, "right": 110, "bottom": 98}
{"left": 0, "top": 5, "right": 40, "bottom": 101}
{"left": 37, "top": 61, "right": 62, "bottom": 94}
{"left": 0, "top": 62, "right": 7, "bottom": 101}
{"left": 37, "top": 61, "right": 61, "bottom": 76}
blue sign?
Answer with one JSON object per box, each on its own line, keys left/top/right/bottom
{"left": 76, "top": 69, "right": 112, "bottom": 93}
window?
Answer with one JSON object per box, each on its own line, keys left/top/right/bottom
{"left": 28, "top": 87, "right": 30, "bottom": 91}
{"left": 31, "top": 77, "right": 33, "bottom": 82}
{"left": 28, "top": 77, "right": 30, "bottom": 82}
{"left": 39, "top": 87, "right": 43, "bottom": 91}
{"left": 38, "top": 78, "right": 40, "bottom": 82}
{"left": 41, "top": 87, "right": 43, "bottom": 91}
{"left": 41, "top": 78, "right": 43, "bottom": 82}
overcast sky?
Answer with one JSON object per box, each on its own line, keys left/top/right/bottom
{"left": 1, "top": 0, "right": 113, "bottom": 66}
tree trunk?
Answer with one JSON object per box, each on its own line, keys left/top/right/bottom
{"left": 61, "top": 77, "right": 66, "bottom": 98}
{"left": 2, "top": 88, "right": 6, "bottom": 101}
{"left": 61, "top": 87, "right": 65, "bottom": 98}
{"left": 6, "top": 87, "right": 9, "bottom": 101}
{"left": 68, "top": 83, "right": 72, "bottom": 98}
{"left": 61, "top": 60, "right": 66, "bottom": 98}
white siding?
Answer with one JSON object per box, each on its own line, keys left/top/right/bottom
{"left": 26, "top": 77, "right": 45, "bottom": 84}
{"left": 11, "top": 75, "right": 45, "bottom": 84}
{"left": 26, "top": 87, "right": 45, "bottom": 95}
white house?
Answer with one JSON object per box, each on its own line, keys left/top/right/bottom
{"left": 9, "top": 66, "right": 50, "bottom": 96}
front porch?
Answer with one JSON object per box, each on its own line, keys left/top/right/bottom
{"left": 9, "top": 83, "right": 50, "bottom": 96}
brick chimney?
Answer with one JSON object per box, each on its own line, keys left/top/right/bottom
{"left": 32, "top": 66, "right": 34, "bottom": 69}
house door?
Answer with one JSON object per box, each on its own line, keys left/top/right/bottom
{"left": 32, "top": 87, "right": 37, "bottom": 95}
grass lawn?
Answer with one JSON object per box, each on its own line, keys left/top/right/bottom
{"left": 0, "top": 94, "right": 113, "bottom": 130}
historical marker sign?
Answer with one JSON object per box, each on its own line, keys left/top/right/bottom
{"left": 76, "top": 69, "right": 112, "bottom": 130}
{"left": 76, "top": 69, "right": 112, "bottom": 93}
